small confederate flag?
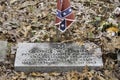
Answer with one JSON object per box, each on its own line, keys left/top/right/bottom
{"left": 55, "top": 0, "right": 75, "bottom": 32}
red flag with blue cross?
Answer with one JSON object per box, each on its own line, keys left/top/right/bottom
{"left": 55, "top": 0, "right": 75, "bottom": 32}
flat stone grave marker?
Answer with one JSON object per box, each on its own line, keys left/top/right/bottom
{"left": 0, "top": 41, "right": 7, "bottom": 62}
{"left": 14, "top": 43, "right": 103, "bottom": 72}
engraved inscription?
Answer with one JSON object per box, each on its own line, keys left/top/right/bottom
{"left": 20, "top": 43, "right": 97, "bottom": 65}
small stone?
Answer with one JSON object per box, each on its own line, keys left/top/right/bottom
{"left": 0, "top": 41, "right": 7, "bottom": 62}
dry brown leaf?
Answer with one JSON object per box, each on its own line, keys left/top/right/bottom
{"left": 106, "top": 27, "right": 119, "bottom": 33}
{"left": 101, "top": 37, "right": 115, "bottom": 52}
{"left": 49, "top": 72, "right": 61, "bottom": 76}
{"left": 0, "top": 5, "right": 4, "bottom": 11}
{"left": 82, "top": 66, "right": 89, "bottom": 73}
{"left": 37, "top": 11, "right": 48, "bottom": 18}
{"left": 10, "top": 0, "right": 18, "bottom": 4}
{"left": 66, "top": 71, "right": 79, "bottom": 80}
{"left": 104, "top": 70, "right": 111, "bottom": 77}
{"left": 20, "top": 25, "right": 31, "bottom": 38}
{"left": 87, "top": 72, "right": 94, "bottom": 79}
{"left": 97, "top": 75, "right": 106, "bottom": 80}
{"left": 12, "top": 76, "right": 19, "bottom": 80}
{"left": 112, "top": 37, "right": 120, "bottom": 49}
{"left": 66, "top": 72, "right": 71, "bottom": 80}
{"left": 19, "top": 72, "right": 26, "bottom": 79}
{"left": 71, "top": 71, "right": 79, "bottom": 79}
{"left": 71, "top": 77, "right": 78, "bottom": 80}
{"left": 19, "top": 1, "right": 37, "bottom": 9}
{"left": 30, "top": 72, "right": 42, "bottom": 77}
{"left": 104, "top": 70, "right": 119, "bottom": 80}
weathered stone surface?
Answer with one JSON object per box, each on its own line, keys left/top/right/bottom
{"left": 0, "top": 41, "right": 7, "bottom": 62}
{"left": 14, "top": 43, "right": 103, "bottom": 72}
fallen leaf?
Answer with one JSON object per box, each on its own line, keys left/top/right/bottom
{"left": 10, "top": 0, "right": 18, "bottom": 4}
{"left": 30, "top": 72, "right": 42, "bottom": 77}
{"left": 112, "top": 37, "right": 120, "bottom": 49}
{"left": 0, "top": 5, "right": 4, "bottom": 11}
{"left": 49, "top": 72, "right": 61, "bottom": 76}
{"left": 19, "top": 25, "right": 31, "bottom": 38}
{"left": 106, "top": 27, "right": 119, "bottom": 33}
{"left": 20, "top": 72, "right": 26, "bottom": 79}
{"left": 97, "top": 75, "right": 106, "bottom": 80}
{"left": 19, "top": 1, "right": 37, "bottom": 9}
{"left": 66, "top": 72, "right": 71, "bottom": 80}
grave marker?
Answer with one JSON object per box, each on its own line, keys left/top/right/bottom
{"left": 15, "top": 43, "right": 103, "bottom": 72}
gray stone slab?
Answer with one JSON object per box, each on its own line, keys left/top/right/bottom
{"left": 14, "top": 43, "right": 103, "bottom": 72}
{"left": 0, "top": 41, "right": 7, "bottom": 62}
